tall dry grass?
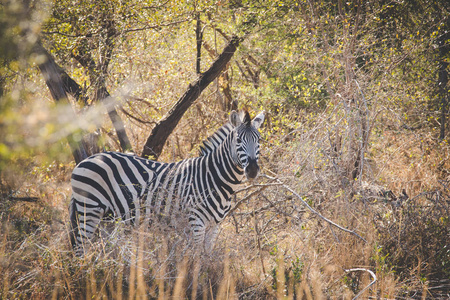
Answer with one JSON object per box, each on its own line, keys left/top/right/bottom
{"left": 1, "top": 95, "right": 449, "bottom": 299}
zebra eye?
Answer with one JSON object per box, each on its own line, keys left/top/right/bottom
{"left": 236, "top": 137, "right": 242, "bottom": 144}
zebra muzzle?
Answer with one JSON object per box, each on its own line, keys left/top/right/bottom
{"left": 245, "top": 158, "right": 260, "bottom": 179}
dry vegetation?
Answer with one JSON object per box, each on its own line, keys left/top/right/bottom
{"left": 1, "top": 0, "right": 450, "bottom": 299}
{"left": 1, "top": 103, "right": 448, "bottom": 299}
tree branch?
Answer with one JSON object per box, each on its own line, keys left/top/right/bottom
{"left": 141, "top": 35, "right": 242, "bottom": 159}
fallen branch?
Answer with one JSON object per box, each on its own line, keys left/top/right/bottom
{"left": 261, "top": 174, "right": 367, "bottom": 243}
{"left": 344, "top": 268, "right": 377, "bottom": 300}
{"left": 7, "top": 196, "right": 39, "bottom": 203}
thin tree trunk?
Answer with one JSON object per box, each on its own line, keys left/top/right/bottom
{"left": 438, "top": 60, "right": 449, "bottom": 140}
{"left": 141, "top": 35, "right": 242, "bottom": 160}
{"left": 195, "top": 13, "right": 203, "bottom": 74}
{"left": 95, "top": 86, "right": 133, "bottom": 152}
{"left": 433, "top": 4, "right": 450, "bottom": 140}
{"left": 73, "top": 42, "right": 133, "bottom": 153}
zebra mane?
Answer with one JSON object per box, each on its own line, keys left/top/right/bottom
{"left": 199, "top": 122, "right": 234, "bottom": 156}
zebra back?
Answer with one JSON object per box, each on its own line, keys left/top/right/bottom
{"left": 199, "top": 123, "right": 234, "bottom": 156}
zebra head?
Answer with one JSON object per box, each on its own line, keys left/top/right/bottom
{"left": 230, "top": 110, "right": 265, "bottom": 180}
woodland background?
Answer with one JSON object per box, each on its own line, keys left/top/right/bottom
{"left": 0, "top": 0, "right": 449, "bottom": 298}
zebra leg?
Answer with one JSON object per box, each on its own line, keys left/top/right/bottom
{"left": 189, "top": 214, "right": 207, "bottom": 249}
{"left": 69, "top": 198, "right": 80, "bottom": 254}
{"left": 204, "top": 224, "right": 219, "bottom": 253}
{"left": 69, "top": 197, "right": 105, "bottom": 256}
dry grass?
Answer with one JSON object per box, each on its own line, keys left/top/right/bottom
{"left": 1, "top": 130, "right": 449, "bottom": 300}
{"left": 1, "top": 101, "right": 450, "bottom": 299}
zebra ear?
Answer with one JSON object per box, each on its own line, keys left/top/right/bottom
{"left": 252, "top": 111, "right": 265, "bottom": 129}
{"left": 230, "top": 110, "right": 242, "bottom": 127}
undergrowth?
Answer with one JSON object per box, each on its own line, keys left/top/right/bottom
{"left": 1, "top": 134, "right": 449, "bottom": 299}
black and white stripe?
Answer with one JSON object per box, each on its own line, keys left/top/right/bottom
{"left": 69, "top": 110, "right": 265, "bottom": 255}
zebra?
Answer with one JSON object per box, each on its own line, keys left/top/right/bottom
{"left": 69, "top": 110, "right": 265, "bottom": 255}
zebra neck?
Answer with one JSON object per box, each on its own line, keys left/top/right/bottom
{"left": 209, "top": 134, "right": 245, "bottom": 187}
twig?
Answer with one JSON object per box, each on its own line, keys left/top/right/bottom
{"left": 229, "top": 183, "right": 282, "bottom": 215}
{"left": 328, "top": 223, "right": 340, "bottom": 243}
{"left": 261, "top": 174, "right": 367, "bottom": 243}
{"left": 234, "top": 182, "right": 282, "bottom": 194}
{"left": 354, "top": 79, "right": 369, "bottom": 187}
{"left": 252, "top": 211, "right": 266, "bottom": 274}
{"left": 344, "top": 268, "right": 377, "bottom": 300}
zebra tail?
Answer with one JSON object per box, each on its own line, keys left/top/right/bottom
{"left": 68, "top": 197, "right": 78, "bottom": 250}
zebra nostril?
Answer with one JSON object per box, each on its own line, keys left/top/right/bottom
{"left": 245, "top": 159, "right": 259, "bottom": 179}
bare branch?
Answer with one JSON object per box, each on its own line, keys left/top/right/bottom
{"left": 195, "top": 13, "right": 204, "bottom": 74}
{"left": 6, "top": 196, "right": 39, "bottom": 202}
{"left": 42, "top": 19, "right": 190, "bottom": 37}
{"left": 120, "top": 108, "right": 156, "bottom": 125}
{"left": 122, "top": 19, "right": 191, "bottom": 34}
{"left": 228, "top": 183, "right": 282, "bottom": 215}
{"left": 344, "top": 268, "right": 377, "bottom": 300}
{"left": 261, "top": 174, "right": 368, "bottom": 243}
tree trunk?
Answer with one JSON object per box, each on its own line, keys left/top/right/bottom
{"left": 73, "top": 42, "right": 133, "bottom": 153}
{"left": 141, "top": 35, "right": 242, "bottom": 160}
{"left": 95, "top": 86, "right": 133, "bottom": 152}
{"left": 202, "top": 41, "right": 237, "bottom": 112}
{"left": 35, "top": 43, "right": 91, "bottom": 164}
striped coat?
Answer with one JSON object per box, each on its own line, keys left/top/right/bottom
{"left": 69, "top": 110, "right": 264, "bottom": 255}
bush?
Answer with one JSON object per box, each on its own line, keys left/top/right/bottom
{"left": 376, "top": 182, "right": 450, "bottom": 293}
